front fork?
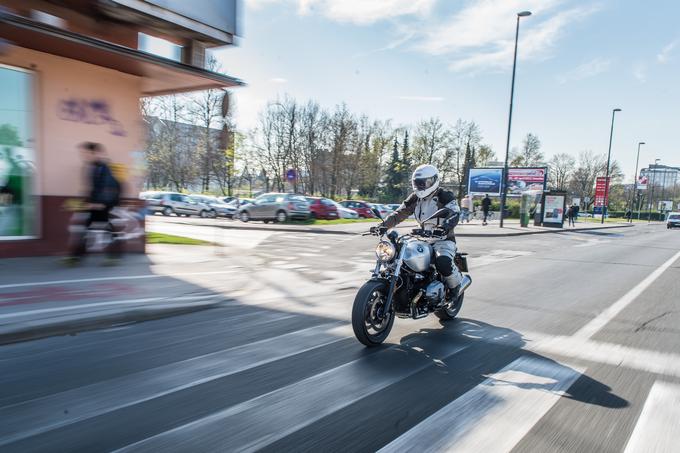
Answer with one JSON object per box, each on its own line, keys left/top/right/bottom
{"left": 375, "top": 247, "right": 406, "bottom": 319}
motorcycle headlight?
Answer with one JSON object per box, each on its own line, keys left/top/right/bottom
{"left": 375, "top": 240, "right": 396, "bottom": 262}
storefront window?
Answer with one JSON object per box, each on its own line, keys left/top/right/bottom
{"left": 0, "top": 64, "right": 36, "bottom": 238}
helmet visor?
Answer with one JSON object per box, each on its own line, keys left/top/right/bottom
{"left": 413, "top": 175, "right": 438, "bottom": 191}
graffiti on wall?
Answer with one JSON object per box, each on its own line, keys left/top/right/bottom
{"left": 57, "top": 98, "right": 127, "bottom": 136}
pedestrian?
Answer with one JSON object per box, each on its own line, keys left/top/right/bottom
{"left": 460, "top": 193, "right": 472, "bottom": 223}
{"left": 567, "top": 205, "right": 575, "bottom": 227}
{"left": 625, "top": 209, "right": 632, "bottom": 222}
{"left": 481, "top": 194, "right": 491, "bottom": 226}
{"left": 64, "top": 142, "right": 122, "bottom": 265}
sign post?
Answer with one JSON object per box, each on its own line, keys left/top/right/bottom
{"left": 594, "top": 176, "right": 610, "bottom": 219}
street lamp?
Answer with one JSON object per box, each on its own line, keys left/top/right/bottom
{"left": 648, "top": 158, "right": 660, "bottom": 223}
{"left": 601, "top": 108, "right": 622, "bottom": 224}
{"left": 500, "top": 10, "right": 532, "bottom": 228}
{"left": 632, "top": 141, "right": 645, "bottom": 221}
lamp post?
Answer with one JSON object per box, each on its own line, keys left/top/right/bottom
{"left": 632, "top": 141, "right": 645, "bottom": 221}
{"left": 648, "top": 158, "right": 660, "bottom": 223}
{"left": 601, "top": 108, "right": 622, "bottom": 224}
{"left": 500, "top": 10, "right": 532, "bottom": 228}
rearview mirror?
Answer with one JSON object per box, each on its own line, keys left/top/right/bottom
{"left": 422, "top": 208, "right": 452, "bottom": 224}
{"left": 371, "top": 207, "right": 383, "bottom": 220}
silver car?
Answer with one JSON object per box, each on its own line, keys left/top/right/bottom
{"left": 189, "top": 195, "right": 237, "bottom": 218}
{"left": 238, "top": 193, "right": 310, "bottom": 223}
{"left": 145, "top": 192, "right": 212, "bottom": 218}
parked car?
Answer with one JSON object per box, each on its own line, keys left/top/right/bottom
{"left": 340, "top": 200, "right": 375, "bottom": 218}
{"left": 369, "top": 203, "right": 393, "bottom": 219}
{"left": 189, "top": 195, "right": 237, "bottom": 218}
{"left": 667, "top": 212, "right": 680, "bottom": 229}
{"left": 386, "top": 203, "right": 401, "bottom": 211}
{"left": 220, "top": 196, "right": 237, "bottom": 204}
{"left": 332, "top": 200, "right": 359, "bottom": 219}
{"left": 238, "top": 193, "right": 311, "bottom": 223}
{"left": 145, "top": 192, "right": 212, "bottom": 217}
{"left": 306, "top": 197, "right": 339, "bottom": 220}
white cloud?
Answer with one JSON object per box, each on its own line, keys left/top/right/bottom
{"left": 270, "top": 77, "right": 288, "bottom": 83}
{"left": 416, "top": 0, "right": 600, "bottom": 73}
{"left": 657, "top": 40, "right": 677, "bottom": 64}
{"left": 556, "top": 58, "right": 611, "bottom": 84}
{"left": 397, "top": 96, "right": 444, "bottom": 102}
{"left": 633, "top": 63, "right": 646, "bottom": 83}
{"left": 297, "top": 0, "right": 436, "bottom": 25}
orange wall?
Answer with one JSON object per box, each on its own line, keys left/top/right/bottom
{"left": 0, "top": 45, "right": 144, "bottom": 198}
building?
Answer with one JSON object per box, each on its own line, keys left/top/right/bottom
{"left": 640, "top": 164, "right": 680, "bottom": 189}
{"left": 0, "top": 1, "right": 243, "bottom": 257}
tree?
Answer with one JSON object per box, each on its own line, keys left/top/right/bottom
{"left": 511, "top": 133, "right": 543, "bottom": 167}
{"left": 476, "top": 144, "right": 496, "bottom": 167}
{"left": 569, "top": 150, "right": 623, "bottom": 209}
{"left": 548, "top": 153, "right": 575, "bottom": 191}
{"left": 0, "top": 124, "right": 22, "bottom": 147}
{"left": 382, "top": 137, "right": 404, "bottom": 201}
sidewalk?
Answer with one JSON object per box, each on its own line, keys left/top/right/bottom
{"left": 0, "top": 245, "right": 251, "bottom": 345}
{"left": 148, "top": 215, "right": 637, "bottom": 237}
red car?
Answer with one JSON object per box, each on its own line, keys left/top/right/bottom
{"left": 306, "top": 197, "right": 339, "bottom": 220}
{"left": 340, "top": 200, "right": 375, "bottom": 218}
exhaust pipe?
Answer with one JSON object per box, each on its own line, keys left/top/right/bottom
{"left": 458, "top": 275, "right": 472, "bottom": 295}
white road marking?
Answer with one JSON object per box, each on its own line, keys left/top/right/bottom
{"left": 0, "top": 323, "right": 351, "bottom": 446}
{"left": 524, "top": 332, "right": 680, "bottom": 378}
{"left": 0, "top": 295, "right": 219, "bottom": 321}
{"left": 379, "top": 356, "right": 583, "bottom": 453}
{"left": 114, "top": 341, "right": 471, "bottom": 453}
{"left": 0, "top": 270, "right": 239, "bottom": 290}
{"left": 573, "top": 249, "right": 680, "bottom": 339}
{"left": 624, "top": 381, "right": 680, "bottom": 453}
{"left": 469, "top": 249, "right": 533, "bottom": 269}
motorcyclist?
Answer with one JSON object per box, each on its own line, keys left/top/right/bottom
{"left": 372, "top": 164, "right": 471, "bottom": 299}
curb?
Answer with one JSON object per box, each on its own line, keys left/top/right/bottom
{"left": 455, "top": 223, "right": 634, "bottom": 238}
{"left": 0, "top": 301, "right": 225, "bottom": 346}
{"left": 152, "top": 218, "right": 361, "bottom": 236}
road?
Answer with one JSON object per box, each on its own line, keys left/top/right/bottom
{"left": 1, "top": 223, "right": 679, "bottom": 452}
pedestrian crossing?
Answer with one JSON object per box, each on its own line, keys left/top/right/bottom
{"left": 1, "top": 307, "right": 679, "bottom": 453}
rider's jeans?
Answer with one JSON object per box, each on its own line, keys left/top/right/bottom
{"left": 432, "top": 240, "right": 464, "bottom": 289}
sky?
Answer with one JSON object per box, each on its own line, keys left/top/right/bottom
{"left": 211, "top": 0, "right": 680, "bottom": 181}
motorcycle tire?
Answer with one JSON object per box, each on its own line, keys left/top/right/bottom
{"left": 434, "top": 293, "right": 464, "bottom": 321}
{"left": 352, "top": 280, "right": 394, "bottom": 347}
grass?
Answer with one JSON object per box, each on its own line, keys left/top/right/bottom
{"left": 146, "top": 232, "right": 212, "bottom": 245}
{"left": 284, "top": 217, "right": 379, "bottom": 225}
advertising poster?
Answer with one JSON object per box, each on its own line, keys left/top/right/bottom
{"left": 468, "top": 168, "right": 502, "bottom": 196}
{"left": 0, "top": 145, "right": 37, "bottom": 237}
{"left": 543, "top": 194, "right": 565, "bottom": 224}
{"left": 636, "top": 175, "right": 648, "bottom": 190}
{"left": 594, "top": 176, "right": 610, "bottom": 207}
{"left": 507, "top": 167, "right": 547, "bottom": 195}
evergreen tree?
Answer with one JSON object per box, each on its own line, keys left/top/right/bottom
{"left": 382, "top": 137, "right": 403, "bottom": 202}
{"left": 400, "top": 130, "right": 411, "bottom": 198}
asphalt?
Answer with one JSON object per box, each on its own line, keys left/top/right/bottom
{"left": 1, "top": 222, "right": 679, "bottom": 452}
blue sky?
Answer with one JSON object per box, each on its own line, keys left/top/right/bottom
{"left": 212, "top": 0, "right": 680, "bottom": 181}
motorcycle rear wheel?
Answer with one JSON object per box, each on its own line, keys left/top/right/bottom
{"left": 352, "top": 280, "right": 394, "bottom": 347}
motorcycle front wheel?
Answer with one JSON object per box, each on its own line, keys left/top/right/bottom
{"left": 352, "top": 280, "right": 394, "bottom": 347}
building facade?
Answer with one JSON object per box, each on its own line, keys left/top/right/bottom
{"left": 640, "top": 164, "right": 680, "bottom": 189}
{"left": 0, "top": 0, "right": 242, "bottom": 257}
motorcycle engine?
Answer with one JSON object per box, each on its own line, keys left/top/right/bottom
{"left": 423, "top": 281, "right": 445, "bottom": 305}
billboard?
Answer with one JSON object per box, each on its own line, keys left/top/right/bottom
{"left": 468, "top": 168, "right": 502, "bottom": 196}
{"left": 507, "top": 167, "right": 547, "bottom": 195}
{"left": 543, "top": 194, "right": 566, "bottom": 225}
{"left": 637, "top": 175, "right": 648, "bottom": 190}
{"left": 594, "top": 176, "right": 610, "bottom": 207}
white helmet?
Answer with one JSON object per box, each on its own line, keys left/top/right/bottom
{"left": 412, "top": 164, "right": 440, "bottom": 199}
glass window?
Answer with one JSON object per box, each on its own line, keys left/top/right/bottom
{"left": 0, "top": 65, "right": 36, "bottom": 238}
{"left": 170, "top": 193, "right": 182, "bottom": 201}
{"left": 321, "top": 199, "right": 334, "bottom": 206}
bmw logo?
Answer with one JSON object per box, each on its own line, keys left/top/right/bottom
{"left": 417, "top": 245, "right": 424, "bottom": 253}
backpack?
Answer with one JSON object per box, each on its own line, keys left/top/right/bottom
{"left": 94, "top": 163, "right": 121, "bottom": 208}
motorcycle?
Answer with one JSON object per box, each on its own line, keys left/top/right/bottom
{"left": 352, "top": 208, "right": 472, "bottom": 347}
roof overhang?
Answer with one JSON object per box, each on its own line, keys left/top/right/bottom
{"left": 0, "top": 10, "right": 244, "bottom": 96}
